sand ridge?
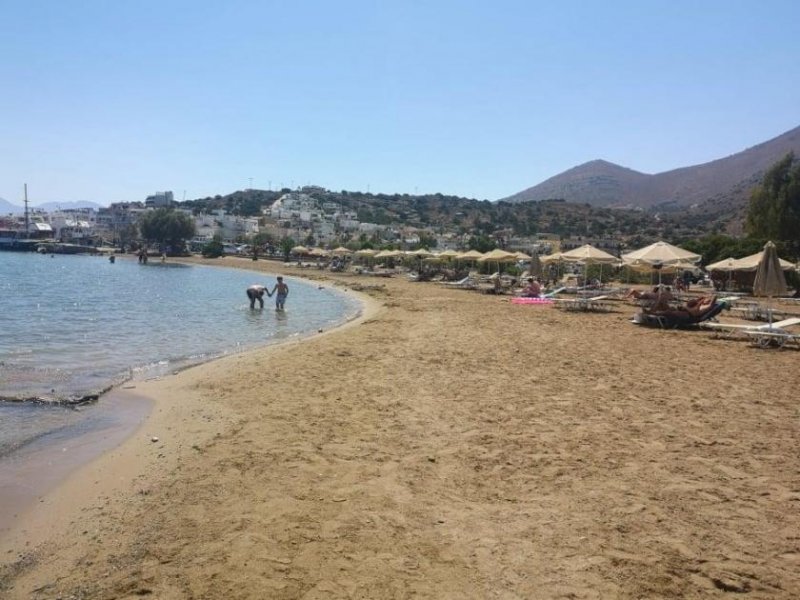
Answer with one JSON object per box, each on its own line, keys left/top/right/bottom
{"left": 1, "top": 257, "right": 799, "bottom": 599}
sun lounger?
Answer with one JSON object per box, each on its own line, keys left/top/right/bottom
{"left": 632, "top": 296, "right": 727, "bottom": 329}
{"left": 701, "top": 317, "right": 800, "bottom": 339}
{"left": 542, "top": 287, "right": 566, "bottom": 298}
{"left": 553, "top": 295, "right": 612, "bottom": 312}
{"left": 729, "top": 304, "right": 790, "bottom": 322}
{"left": 441, "top": 276, "right": 477, "bottom": 289}
{"left": 744, "top": 329, "right": 800, "bottom": 349}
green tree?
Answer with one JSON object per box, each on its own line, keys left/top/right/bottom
{"left": 202, "top": 234, "right": 224, "bottom": 258}
{"left": 138, "top": 208, "right": 196, "bottom": 253}
{"left": 116, "top": 223, "right": 138, "bottom": 249}
{"left": 467, "top": 235, "right": 496, "bottom": 253}
{"left": 279, "top": 236, "right": 296, "bottom": 259}
{"left": 252, "top": 232, "right": 275, "bottom": 248}
{"left": 746, "top": 152, "right": 800, "bottom": 253}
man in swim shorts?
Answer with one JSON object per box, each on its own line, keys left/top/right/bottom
{"left": 270, "top": 276, "right": 289, "bottom": 310}
{"left": 246, "top": 284, "right": 268, "bottom": 309}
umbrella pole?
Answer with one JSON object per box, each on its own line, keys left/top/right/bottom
{"left": 768, "top": 296, "right": 773, "bottom": 329}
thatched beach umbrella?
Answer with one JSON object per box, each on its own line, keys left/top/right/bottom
{"left": 374, "top": 249, "right": 402, "bottom": 259}
{"left": 331, "top": 246, "right": 353, "bottom": 256}
{"left": 437, "top": 249, "right": 460, "bottom": 260}
{"left": 622, "top": 242, "right": 700, "bottom": 286}
{"left": 622, "top": 241, "right": 700, "bottom": 266}
{"left": 354, "top": 248, "right": 378, "bottom": 266}
{"left": 406, "top": 248, "right": 434, "bottom": 258}
{"left": 478, "top": 248, "right": 517, "bottom": 275}
{"left": 560, "top": 244, "right": 617, "bottom": 286}
{"left": 730, "top": 251, "right": 795, "bottom": 272}
{"left": 705, "top": 257, "right": 739, "bottom": 272}
{"left": 753, "top": 241, "right": 787, "bottom": 328}
{"left": 706, "top": 256, "right": 739, "bottom": 289}
{"left": 539, "top": 252, "right": 563, "bottom": 264}
{"left": 290, "top": 245, "right": 310, "bottom": 256}
{"left": 405, "top": 248, "right": 433, "bottom": 274}
{"left": 455, "top": 250, "right": 485, "bottom": 269}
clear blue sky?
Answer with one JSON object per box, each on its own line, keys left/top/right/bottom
{"left": 1, "top": 0, "right": 798, "bottom": 205}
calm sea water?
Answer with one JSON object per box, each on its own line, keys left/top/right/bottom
{"left": 0, "top": 253, "right": 361, "bottom": 456}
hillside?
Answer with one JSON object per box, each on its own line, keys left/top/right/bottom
{"left": 0, "top": 198, "right": 19, "bottom": 215}
{"left": 501, "top": 125, "right": 800, "bottom": 215}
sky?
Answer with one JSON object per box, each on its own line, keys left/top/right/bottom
{"left": 1, "top": 0, "right": 798, "bottom": 206}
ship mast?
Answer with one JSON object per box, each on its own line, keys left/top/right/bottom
{"left": 23, "top": 183, "right": 30, "bottom": 238}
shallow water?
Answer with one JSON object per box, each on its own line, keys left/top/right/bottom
{"left": 0, "top": 253, "right": 360, "bottom": 456}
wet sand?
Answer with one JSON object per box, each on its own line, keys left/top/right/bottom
{"left": 1, "top": 258, "right": 799, "bottom": 599}
{"left": 0, "top": 390, "right": 152, "bottom": 535}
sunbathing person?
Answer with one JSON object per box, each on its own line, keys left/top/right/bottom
{"left": 647, "top": 295, "right": 717, "bottom": 320}
{"left": 627, "top": 285, "right": 674, "bottom": 301}
{"left": 520, "top": 277, "right": 542, "bottom": 298}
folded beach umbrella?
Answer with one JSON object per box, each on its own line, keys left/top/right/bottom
{"left": 753, "top": 241, "right": 788, "bottom": 328}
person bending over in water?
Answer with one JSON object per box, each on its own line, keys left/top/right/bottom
{"left": 246, "top": 284, "right": 268, "bottom": 309}
{"left": 270, "top": 276, "right": 289, "bottom": 310}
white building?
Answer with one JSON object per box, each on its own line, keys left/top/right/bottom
{"left": 47, "top": 209, "right": 97, "bottom": 243}
{"left": 193, "top": 210, "right": 259, "bottom": 242}
{"left": 145, "top": 191, "right": 174, "bottom": 208}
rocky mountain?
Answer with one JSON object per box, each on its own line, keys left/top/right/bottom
{"left": 501, "top": 125, "right": 800, "bottom": 214}
{"left": 0, "top": 197, "right": 20, "bottom": 214}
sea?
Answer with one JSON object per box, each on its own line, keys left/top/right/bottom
{"left": 0, "top": 252, "right": 362, "bottom": 458}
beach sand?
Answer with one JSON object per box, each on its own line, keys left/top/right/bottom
{"left": 1, "top": 257, "right": 799, "bottom": 599}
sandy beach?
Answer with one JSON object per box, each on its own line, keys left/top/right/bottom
{"left": 1, "top": 257, "right": 799, "bottom": 599}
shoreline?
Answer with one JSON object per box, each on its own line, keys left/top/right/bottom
{"left": 2, "top": 261, "right": 799, "bottom": 598}
{"left": 0, "top": 259, "right": 379, "bottom": 553}
{"left": 0, "top": 388, "right": 153, "bottom": 535}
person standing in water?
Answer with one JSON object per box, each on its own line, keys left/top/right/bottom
{"left": 246, "top": 284, "right": 268, "bottom": 309}
{"left": 270, "top": 276, "right": 289, "bottom": 310}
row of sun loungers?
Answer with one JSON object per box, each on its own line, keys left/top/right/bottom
{"left": 434, "top": 274, "right": 800, "bottom": 348}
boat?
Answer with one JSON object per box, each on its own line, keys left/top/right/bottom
{"left": 0, "top": 185, "right": 56, "bottom": 251}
